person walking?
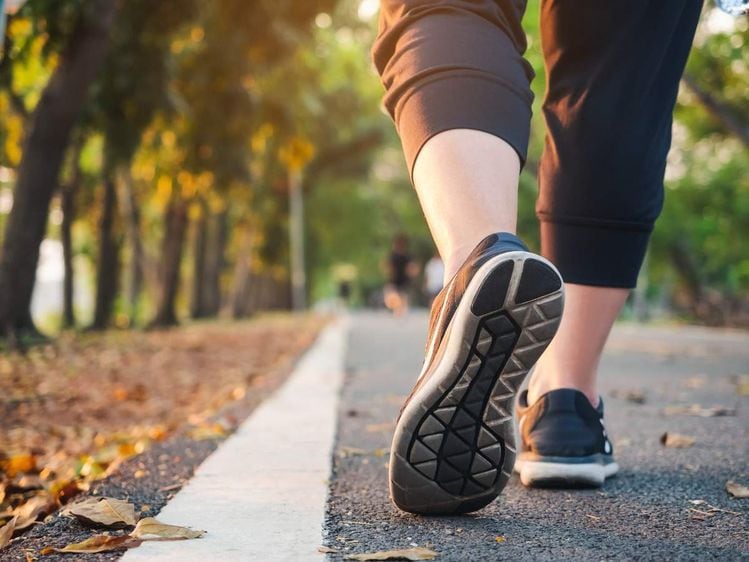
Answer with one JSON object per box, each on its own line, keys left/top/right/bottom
{"left": 423, "top": 252, "right": 445, "bottom": 306}
{"left": 384, "top": 234, "right": 417, "bottom": 315}
{"left": 372, "top": 1, "right": 702, "bottom": 514}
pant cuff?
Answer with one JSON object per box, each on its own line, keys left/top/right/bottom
{"left": 394, "top": 71, "right": 532, "bottom": 180}
{"left": 540, "top": 219, "right": 652, "bottom": 288}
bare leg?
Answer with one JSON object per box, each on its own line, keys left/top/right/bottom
{"left": 413, "top": 129, "right": 627, "bottom": 407}
{"left": 527, "top": 284, "right": 629, "bottom": 407}
{"left": 412, "top": 129, "right": 520, "bottom": 282}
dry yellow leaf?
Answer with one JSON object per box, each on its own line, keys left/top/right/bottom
{"left": 318, "top": 545, "right": 340, "bottom": 553}
{"left": 0, "top": 516, "right": 18, "bottom": 550}
{"left": 366, "top": 422, "right": 396, "bottom": 433}
{"left": 67, "top": 497, "right": 136, "bottom": 528}
{"left": 188, "top": 423, "right": 229, "bottom": 441}
{"left": 726, "top": 480, "right": 749, "bottom": 499}
{"left": 12, "top": 496, "right": 54, "bottom": 530}
{"left": 49, "top": 534, "right": 141, "bottom": 553}
{"left": 663, "top": 404, "right": 735, "bottom": 417}
{"left": 734, "top": 375, "right": 749, "bottom": 396}
{"left": 130, "top": 517, "right": 205, "bottom": 540}
{"left": 345, "top": 547, "right": 438, "bottom": 560}
{"left": 660, "top": 432, "right": 696, "bottom": 448}
{"left": 1, "top": 455, "right": 36, "bottom": 477}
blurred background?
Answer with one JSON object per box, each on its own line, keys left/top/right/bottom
{"left": 0, "top": 0, "right": 746, "bottom": 341}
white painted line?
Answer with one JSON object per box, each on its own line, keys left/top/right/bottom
{"left": 123, "top": 318, "right": 348, "bottom": 562}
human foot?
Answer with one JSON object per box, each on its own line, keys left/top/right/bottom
{"left": 388, "top": 233, "right": 564, "bottom": 514}
{"left": 515, "top": 388, "right": 618, "bottom": 488}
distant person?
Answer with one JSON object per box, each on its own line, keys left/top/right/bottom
{"left": 383, "top": 234, "right": 416, "bottom": 316}
{"left": 338, "top": 280, "right": 351, "bottom": 307}
{"left": 373, "top": 1, "right": 703, "bottom": 514}
{"left": 423, "top": 252, "right": 444, "bottom": 306}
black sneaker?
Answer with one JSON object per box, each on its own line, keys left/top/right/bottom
{"left": 389, "top": 232, "right": 565, "bottom": 514}
{"left": 515, "top": 388, "right": 619, "bottom": 487}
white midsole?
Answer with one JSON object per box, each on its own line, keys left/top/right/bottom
{"left": 516, "top": 459, "right": 619, "bottom": 486}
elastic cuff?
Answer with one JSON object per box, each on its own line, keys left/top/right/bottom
{"left": 540, "top": 219, "right": 652, "bottom": 288}
{"left": 394, "top": 72, "right": 532, "bottom": 181}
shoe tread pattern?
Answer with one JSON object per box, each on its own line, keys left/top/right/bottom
{"left": 393, "top": 257, "right": 564, "bottom": 514}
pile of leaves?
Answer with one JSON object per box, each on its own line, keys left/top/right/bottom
{"left": 2, "top": 496, "right": 204, "bottom": 554}
{"left": 0, "top": 315, "right": 324, "bottom": 550}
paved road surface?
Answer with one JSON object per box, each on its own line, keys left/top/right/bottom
{"left": 324, "top": 312, "right": 749, "bottom": 561}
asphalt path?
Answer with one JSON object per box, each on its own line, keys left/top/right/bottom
{"left": 324, "top": 311, "right": 749, "bottom": 561}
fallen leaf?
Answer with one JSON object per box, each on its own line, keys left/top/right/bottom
{"left": 337, "top": 535, "right": 360, "bottom": 544}
{"left": 610, "top": 389, "right": 646, "bottom": 404}
{"left": 11, "top": 475, "right": 43, "bottom": 492}
{"left": 689, "top": 508, "right": 716, "bottom": 520}
{"left": 663, "top": 404, "right": 735, "bottom": 417}
{"left": 686, "top": 499, "right": 741, "bottom": 518}
{"left": 339, "top": 446, "right": 368, "bottom": 457}
{"left": 660, "top": 432, "right": 696, "bottom": 448}
{"left": 1, "top": 455, "right": 37, "bottom": 478}
{"left": 366, "top": 422, "right": 396, "bottom": 433}
{"left": 685, "top": 376, "right": 706, "bottom": 389}
{"left": 188, "top": 422, "right": 230, "bottom": 441}
{"left": 345, "top": 547, "right": 438, "bottom": 560}
{"left": 319, "top": 545, "right": 340, "bottom": 553}
{"left": 495, "top": 535, "right": 507, "bottom": 542}
{"left": 48, "top": 534, "right": 141, "bottom": 553}
{"left": 52, "top": 480, "right": 84, "bottom": 505}
{"left": 733, "top": 375, "right": 749, "bottom": 396}
{"left": 0, "top": 516, "right": 18, "bottom": 550}
{"left": 726, "top": 480, "right": 749, "bottom": 499}
{"left": 129, "top": 517, "right": 205, "bottom": 540}
{"left": 67, "top": 497, "right": 136, "bottom": 528}
{"left": 12, "top": 496, "right": 55, "bottom": 530}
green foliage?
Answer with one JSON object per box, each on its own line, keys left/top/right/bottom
{"left": 0, "top": 0, "right": 746, "bottom": 330}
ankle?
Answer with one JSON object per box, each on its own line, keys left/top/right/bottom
{"left": 442, "top": 230, "right": 518, "bottom": 282}
{"left": 527, "top": 373, "right": 599, "bottom": 409}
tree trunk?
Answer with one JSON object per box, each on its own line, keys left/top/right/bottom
{"left": 61, "top": 139, "right": 84, "bottom": 329}
{"left": 0, "top": 0, "right": 117, "bottom": 342}
{"left": 230, "top": 224, "right": 254, "bottom": 319}
{"left": 150, "top": 197, "right": 188, "bottom": 327}
{"left": 190, "top": 199, "right": 208, "bottom": 319}
{"left": 91, "top": 169, "right": 121, "bottom": 330}
{"left": 192, "top": 206, "right": 227, "bottom": 318}
{"left": 204, "top": 209, "right": 228, "bottom": 316}
{"left": 121, "top": 168, "right": 144, "bottom": 326}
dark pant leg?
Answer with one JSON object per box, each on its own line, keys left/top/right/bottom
{"left": 372, "top": 0, "right": 535, "bottom": 177}
{"left": 537, "top": 1, "right": 703, "bottom": 288}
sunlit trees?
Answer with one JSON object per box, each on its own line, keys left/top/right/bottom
{"left": 0, "top": 0, "right": 117, "bottom": 342}
{"left": 0, "top": 0, "right": 744, "bottom": 344}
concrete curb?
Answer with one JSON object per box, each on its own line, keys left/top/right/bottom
{"left": 123, "top": 317, "right": 348, "bottom": 561}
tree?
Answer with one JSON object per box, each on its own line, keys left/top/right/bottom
{"left": 0, "top": 0, "right": 118, "bottom": 343}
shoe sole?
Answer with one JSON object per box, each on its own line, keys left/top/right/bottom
{"left": 389, "top": 252, "right": 564, "bottom": 514}
{"left": 517, "top": 458, "right": 619, "bottom": 488}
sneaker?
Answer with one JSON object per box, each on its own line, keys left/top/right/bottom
{"left": 515, "top": 388, "right": 619, "bottom": 487}
{"left": 388, "top": 232, "right": 565, "bottom": 514}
